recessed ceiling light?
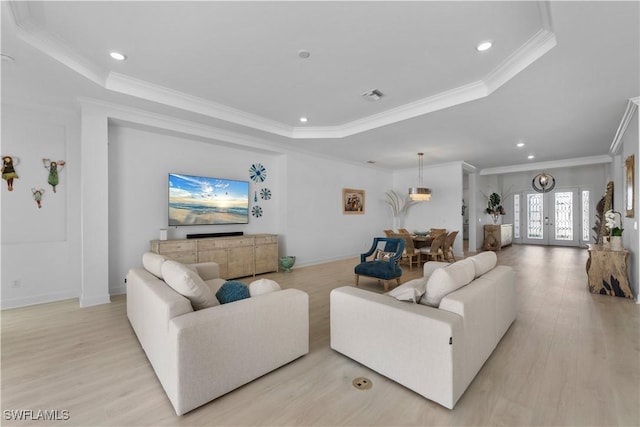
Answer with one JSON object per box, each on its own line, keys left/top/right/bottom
{"left": 366, "top": 160, "right": 376, "bottom": 164}
{"left": 517, "top": 142, "right": 525, "bottom": 148}
{"left": 528, "top": 155, "right": 535, "bottom": 159}
{"left": 298, "top": 49, "right": 311, "bottom": 59}
{"left": 299, "top": 117, "right": 308, "bottom": 123}
{"left": 110, "top": 51, "right": 127, "bottom": 61}
{"left": 476, "top": 41, "right": 492, "bottom": 52}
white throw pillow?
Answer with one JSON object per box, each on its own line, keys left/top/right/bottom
{"left": 420, "top": 258, "right": 475, "bottom": 307}
{"left": 470, "top": 251, "right": 498, "bottom": 278}
{"left": 249, "top": 278, "right": 281, "bottom": 297}
{"left": 387, "top": 278, "right": 427, "bottom": 303}
{"left": 423, "top": 261, "right": 451, "bottom": 279}
{"left": 161, "top": 260, "right": 219, "bottom": 310}
{"left": 142, "top": 252, "right": 170, "bottom": 279}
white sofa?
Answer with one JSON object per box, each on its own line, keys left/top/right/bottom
{"left": 330, "top": 251, "right": 515, "bottom": 409}
{"left": 126, "top": 252, "right": 309, "bottom": 415}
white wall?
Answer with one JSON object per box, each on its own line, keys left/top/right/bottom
{"left": 1, "top": 104, "right": 81, "bottom": 309}
{"left": 393, "top": 162, "right": 465, "bottom": 257}
{"left": 283, "top": 151, "right": 393, "bottom": 266}
{"left": 107, "top": 125, "right": 282, "bottom": 294}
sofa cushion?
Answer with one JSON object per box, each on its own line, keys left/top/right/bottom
{"left": 420, "top": 258, "right": 475, "bottom": 307}
{"left": 249, "top": 278, "right": 281, "bottom": 297}
{"left": 216, "top": 281, "right": 250, "bottom": 304}
{"left": 386, "top": 277, "right": 426, "bottom": 303}
{"left": 423, "top": 261, "right": 451, "bottom": 279}
{"left": 142, "top": 252, "right": 170, "bottom": 279}
{"left": 470, "top": 251, "right": 497, "bottom": 278}
{"left": 161, "top": 260, "right": 220, "bottom": 310}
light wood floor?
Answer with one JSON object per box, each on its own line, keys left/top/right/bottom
{"left": 2, "top": 245, "right": 639, "bottom": 426}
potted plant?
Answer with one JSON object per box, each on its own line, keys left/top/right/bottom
{"left": 384, "top": 190, "right": 418, "bottom": 230}
{"left": 605, "top": 210, "right": 624, "bottom": 250}
{"left": 485, "top": 192, "right": 506, "bottom": 224}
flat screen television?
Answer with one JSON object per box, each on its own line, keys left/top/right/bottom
{"left": 168, "top": 173, "right": 249, "bottom": 226}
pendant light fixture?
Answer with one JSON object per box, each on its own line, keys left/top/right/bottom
{"left": 409, "top": 152, "right": 432, "bottom": 201}
{"left": 532, "top": 171, "right": 556, "bottom": 193}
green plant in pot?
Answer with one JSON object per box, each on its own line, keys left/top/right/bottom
{"left": 485, "top": 192, "right": 506, "bottom": 224}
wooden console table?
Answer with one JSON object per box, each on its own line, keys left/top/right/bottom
{"left": 483, "top": 224, "right": 513, "bottom": 251}
{"left": 150, "top": 234, "right": 278, "bottom": 280}
{"left": 586, "top": 244, "right": 632, "bottom": 298}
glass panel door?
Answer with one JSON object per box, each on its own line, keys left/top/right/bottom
{"left": 522, "top": 189, "right": 579, "bottom": 246}
{"left": 550, "top": 190, "right": 578, "bottom": 246}
{"left": 524, "top": 193, "right": 545, "bottom": 243}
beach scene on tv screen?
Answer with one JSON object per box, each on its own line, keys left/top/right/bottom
{"left": 169, "top": 174, "right": 249, "bottom": 225}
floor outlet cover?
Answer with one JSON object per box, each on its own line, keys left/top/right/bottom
{"left": 352, "top": 377, "right": 372, "bottom": 390}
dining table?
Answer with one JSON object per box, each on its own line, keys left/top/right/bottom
{"left": 412, "top": 234, "right": 434, "bottom": 249}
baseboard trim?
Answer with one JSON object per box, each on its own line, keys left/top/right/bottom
{"left": 80, "top": 293, "right": 111, "bottom": 308}
{"left": 110, "top": 285, "right": 126, "bottom": 296}
{"left": 1, "top": 290, "right": 79, "bottom": 310}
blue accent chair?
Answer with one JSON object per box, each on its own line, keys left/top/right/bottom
{"left": 354, "top": 237, "right": 405, "bottom": 291}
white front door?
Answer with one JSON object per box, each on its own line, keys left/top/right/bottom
{"left": 522, "top": 189, "right": 580, "bottom": 246}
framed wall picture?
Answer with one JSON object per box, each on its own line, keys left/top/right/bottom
{"left": 343, "top": 188, "right": 365, "bottom": 214}
{"left": 625, "top": 154, "right": 634, "bottom": 218}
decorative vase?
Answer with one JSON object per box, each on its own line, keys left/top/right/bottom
{"left": 279, "top": 256, "right": 296, "bottom": 273}
{"left": 610, "top": 236, "right": 623, "bottom": 251}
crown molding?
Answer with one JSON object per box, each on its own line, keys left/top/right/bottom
{"left": 76, "top": 97, "right": 393, "bottom": 172}
{"left": 484, "top": 28, "right": 556, "bottom": 94}
{"left": 479, "top": 155, "right": 613, "bottom": 176}
{"left": 8, "top": 1, "right": 107, "bottom": 87}
{"left": 105, "top": 73, "right": 294, "bottom": 138}
{"left": 610, "top": 97, "right": 640, "bottom": 155}
{"left": 8, "top": 0, "right": 556, "bottom": 140}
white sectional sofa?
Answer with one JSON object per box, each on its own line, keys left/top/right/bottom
{"left": 330, "top": 251, "right": 516, "bottom": 409}
{"left": 126, "top": 252, "right": 309, "bottom": 415}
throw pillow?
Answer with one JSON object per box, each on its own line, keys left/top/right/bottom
{"left": 161, "top": 260, "right": 219, "bottom": 310}
{"left": 470, "top": 251, "right": 497, "bottom": 278}
{"left": 142, "top": 252, "right": 170, "bottom": 279}
{"left": 420, "top": 258, "right": 475, "bottom": 307}
{"left": 374, "top": 249, "right": 396, "bottom": 261}
{"left": 216, "top": 281, "right": 250, "bottom": 304}
{"left": 249, "top": 278, "right": 281, "bottom": 297}
{"left": 387, "top": 278, "right": 427, "bottom": 303}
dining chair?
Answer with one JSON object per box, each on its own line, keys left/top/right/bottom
{"left": 398, "top": 228, "right": 411, "bottom": 235}
{"left": 419, "top": 232, "right": 447, "bottom": 262}
{"left": 442, "top": 230, "right": 459, "bottom": 262}
{"left": 383, "top": 229, "right": 394, "bottom": 237}
{"left": 429, "top": 228, "right": 447, "bottom": 237}
{"left": 390, "top": 232, "right": 420, "bottom": 271}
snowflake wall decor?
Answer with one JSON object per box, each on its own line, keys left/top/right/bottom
{"left": 249, "top": 163, "right": 267, "bottom": 183}
{"left": 251, "top": 205, "right": 263, "bottom": 218}
{"left": 260, "top": 188, "right": 272, "bottom": 200}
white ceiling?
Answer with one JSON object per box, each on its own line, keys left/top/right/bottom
{"left": 2, "top": 1, "right": 638, "bottom": 171}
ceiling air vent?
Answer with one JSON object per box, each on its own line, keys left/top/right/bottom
{"left": 361, "top": 89, "right": 384, "bottom": 101}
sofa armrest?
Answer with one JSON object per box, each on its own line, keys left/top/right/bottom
{"left": 166, "top": 288, "right": 309, "bottom": 415}
{"left": 330, "top": 286, "right": 465, "bottom": 409}
{"left": 188, "top": 262, "right": 220, "bottom": 281}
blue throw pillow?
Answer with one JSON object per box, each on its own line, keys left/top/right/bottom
{"left": 215, "top": 281, "right": 250, "bottom": 304}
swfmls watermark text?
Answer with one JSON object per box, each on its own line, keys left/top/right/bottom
{"left": 4, "top": 409, "right": 70, "bottom": 421}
